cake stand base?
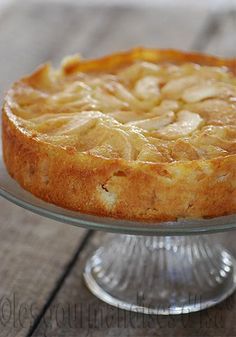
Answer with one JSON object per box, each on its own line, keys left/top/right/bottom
{"left": 84, "top": 234, "right": 236, "bottom": 315}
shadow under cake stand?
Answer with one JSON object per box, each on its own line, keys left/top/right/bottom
{"left": 0, "top": 155, "right": 236, "bottom": 315}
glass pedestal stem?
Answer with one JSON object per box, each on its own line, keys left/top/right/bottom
{"left": 84, "top": 233, "right": 236, "bottom": 315}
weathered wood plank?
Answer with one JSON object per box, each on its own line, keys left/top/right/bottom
{"left": 204, "top": 11, "right": 236, "bottom": 57}
{"left": 0, "top": 3, "right": 113, "bottom": 92}
{"left": 81, "top": 6, "right": 210, "bottom": 57}
{"left": 0, "top": 198, "right": 87, "bottom": 337}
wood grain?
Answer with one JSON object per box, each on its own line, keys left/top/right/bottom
{"left": 204, "top": 10, "right": 236, "bottom": 57}
{"left": 0, "top": 198, "right": 87, "bottom": 337}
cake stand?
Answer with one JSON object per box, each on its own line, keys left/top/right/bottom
{"left": 0, "top": 153, "right": 236, "bottom": 315}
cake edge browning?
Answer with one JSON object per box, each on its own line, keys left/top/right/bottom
{"left": 61, "top": 47, "right": 236, "bottom": 75}
{"left": 2, "top": 48, "right": 236, "bottom": 222}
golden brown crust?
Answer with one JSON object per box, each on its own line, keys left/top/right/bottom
{"left": 62, "top": 48, "right": 236, "bottom": 75}
{"left": 2, "top": 48, "right": 236, "bottom": 221}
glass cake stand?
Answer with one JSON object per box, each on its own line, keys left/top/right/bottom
{"left": 0, "top": 154, "right": 236, "bottom": 315}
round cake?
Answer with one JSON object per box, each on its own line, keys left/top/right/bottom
{"left": 2, "top": 48, "right": 236, "bottom": 221}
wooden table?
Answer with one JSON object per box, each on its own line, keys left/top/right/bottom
{"left": 0, "top": 1, "right": 236, "bottom": 336}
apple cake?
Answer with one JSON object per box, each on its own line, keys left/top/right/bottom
{"left": 2, "top": 48, "right": 236, "bottom": 221}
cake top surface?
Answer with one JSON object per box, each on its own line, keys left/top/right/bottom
{"left": 6, "top": 55, "right": 236, "bottom": 163}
